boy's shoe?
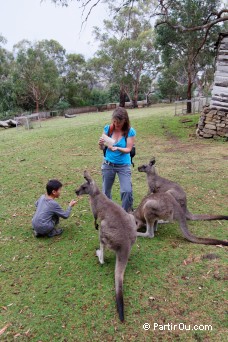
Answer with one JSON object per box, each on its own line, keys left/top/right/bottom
{"left": 48, "top": 228, "right": 63, "bottom": 238}
{"left": 33, "top": 230, "right": 43, "bottom": 238}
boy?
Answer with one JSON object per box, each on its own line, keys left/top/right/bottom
{"left": 32, "top": 179, "right": 77, "bottom": 238}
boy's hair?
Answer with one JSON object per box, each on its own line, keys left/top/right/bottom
{"left": 46, "top": 179, "right": 62, "bottom": 195}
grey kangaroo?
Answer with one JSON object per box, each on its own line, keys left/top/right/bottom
{"left": 134, "top": 192, "right": 228, "bottom": 245}
{"left": 75, "top": 171, "right": 137, "bottom": 322}
{"left": 138, "top": 157, "right": 228, "bottom": 221}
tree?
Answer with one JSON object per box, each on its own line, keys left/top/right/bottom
{"left": 36, "top": 39, "right": 66, "bottom": 74}
{"left": 157, "top": 68, "right": 187, "bottom": 102}
{"left": 93, "top": 4, "right": 157, "bottom": 107}
{"left": 13, "top": 40, "right": 61, "bottom": 112}
{"left": 155, "top": 0, "right": 224, "bottom": 113}
{"left": 63, "top": 53, "right": 95, "bottom": 107}
{"left": 0, "top": 35, "right": 16, "bottom": 114}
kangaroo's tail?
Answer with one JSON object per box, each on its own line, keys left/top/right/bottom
{"left": 186, "top": 209, "right": 228, "bottom": 221}
{"left": 115, "top": 247, "right": 130, "bottom": 322}
{"left": 178, "top": 212, "right": 228, "bottom": 246}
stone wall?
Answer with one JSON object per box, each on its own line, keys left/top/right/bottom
{"left": 197, "top": 33, "right": 228, "bottom": 139}
{"left": 196, "top": 106, "right": 228, "bottom": 138}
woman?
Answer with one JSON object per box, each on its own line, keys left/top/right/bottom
{"left": 98, "top": 107, "right": 136, "bottom": 212}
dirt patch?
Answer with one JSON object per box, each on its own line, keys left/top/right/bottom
{"left": 164, "top": 131, "right": 180, "bottom": 142}
{"left": 163, "top": 141, "right": 208, "bottom": 153}
{"left": 201, "top": 253, "right": 220, "bottom": 261}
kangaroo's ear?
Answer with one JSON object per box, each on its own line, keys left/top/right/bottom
{"left": 149, "top": 157, "right": 156, "bottom": 166}
{"left": 84, "top": 170, "right": 92, "bottom": 183}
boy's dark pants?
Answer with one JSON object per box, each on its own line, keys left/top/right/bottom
{"left": 33, "top": 214, "right": 59, "bottom": 236}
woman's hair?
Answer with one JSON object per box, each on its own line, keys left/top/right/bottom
{"left": 46, "top": 179, "right": 62, "bottom": 195}
{"left": 112, "top": 107, "right": 131, "bottom": 136}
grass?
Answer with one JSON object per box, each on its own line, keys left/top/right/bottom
{"left": 0, "top": 105, "right": 227, "bottom": 341}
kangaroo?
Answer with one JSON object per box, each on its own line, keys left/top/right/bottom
{"left": 75, "top": 171, "right": 137, "bottom": 322}
{"left": 134, "top": 192, "right": 228, "bottom": 245}
{"left": 138, "top": 157, "right": 228, "bottom": 221}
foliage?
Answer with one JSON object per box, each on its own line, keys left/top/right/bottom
{"left": 107, "top": 83, "right": 120, "bottom": 103}
{"left": 63, "top": 53, "right": 94, "bottom": 107}
{"left": 36, "top": 39, "right": 66, "bottom": 75}
{"left": 88, "top": 88, "right": 109, "bottom": 105}
{"left": 54, "top": 100, "right": 71, "bottom": 112}
{"left": 0, "top": 35, "right": 16, "bottom": 114}
{"left": 86, "top": 85, "right": 120, "bottom": 105}
{"left": 157, "top": 68, "right": 187, "bottom": 102}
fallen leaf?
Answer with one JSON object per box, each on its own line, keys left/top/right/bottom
{"left": 14, "top": 333, "right": 21, "bottom": 338}
{"left": 25, "top": 329, "right": 30, "bottom": 336}
{"left": 0, "top": 324, "right": 11, "bottom": 336}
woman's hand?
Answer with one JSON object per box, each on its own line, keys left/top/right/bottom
{"left": 109, "top": 137, "right": 135, "bottom": 154}
{"left": 98, "top": 137, "right": 105, "bottom": 150}
{"left": 108, "top": 146, "right": 118, "bottom": 151}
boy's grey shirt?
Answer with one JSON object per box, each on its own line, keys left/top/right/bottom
{"left": 32, "top": 195, "right": 72, "bottom": 232}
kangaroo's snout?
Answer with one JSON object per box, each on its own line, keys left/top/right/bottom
{"left": 75, "top": 189, "right": 80, "bottom": 196}
{"left": 138, "top": 165, "right": 146, "bottom": 172}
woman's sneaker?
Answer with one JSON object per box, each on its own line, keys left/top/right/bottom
{"left": 48, "top": 228, "right": 63, "bottom": 238}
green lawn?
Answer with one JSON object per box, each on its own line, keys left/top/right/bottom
{"left": 0, "top": 105, "right": 227, "bottom": 341}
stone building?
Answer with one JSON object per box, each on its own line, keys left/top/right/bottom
{"left": 196, "top": 32, "right": 228, "bottom": 138}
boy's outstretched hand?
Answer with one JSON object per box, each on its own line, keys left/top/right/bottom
{"left": 69, "top": 200, "right": 77, "bottom": 207}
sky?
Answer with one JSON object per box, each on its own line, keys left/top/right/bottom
{"left": 0, "top": 0, "right": 108, "bottom": 57}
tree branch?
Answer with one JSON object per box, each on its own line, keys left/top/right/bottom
{"left": 80, "top": 0, "right": 101, "bottom": 27}
{"left": 155, "top": 10, "right": 228, "bottom": 32}
{"left": 192, "top": 25, "right": 211, "bottom": 65}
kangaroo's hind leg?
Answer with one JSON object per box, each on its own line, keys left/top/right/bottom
{"left": 96, "top": 241, "right": 104, "bottom": 264}
{"left": 137, "top": 219, "right": 156, "bottom": 238}
{"left": 153, "top": 220, "right": 158, "bottom": 232}
{"left": 96, "top": 220, "right": 106, "bottom": 264}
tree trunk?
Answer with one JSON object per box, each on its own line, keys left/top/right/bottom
{"left": 132, "top": 97, "right": 138, "bottom": 108}
{"left": 187, "top": 75, "right": 192, "bottom": 114}
{"left": 36, "top": 99, "right": 39, "bottom": 113}
{"left": 132, "top": 84, "right": 138, "bottom": 108}
{"left": 119, "top": 84, "right": 125, "bottom": 107}
{"left": 132, "top": 73, "right": 141, "bottom": 108}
